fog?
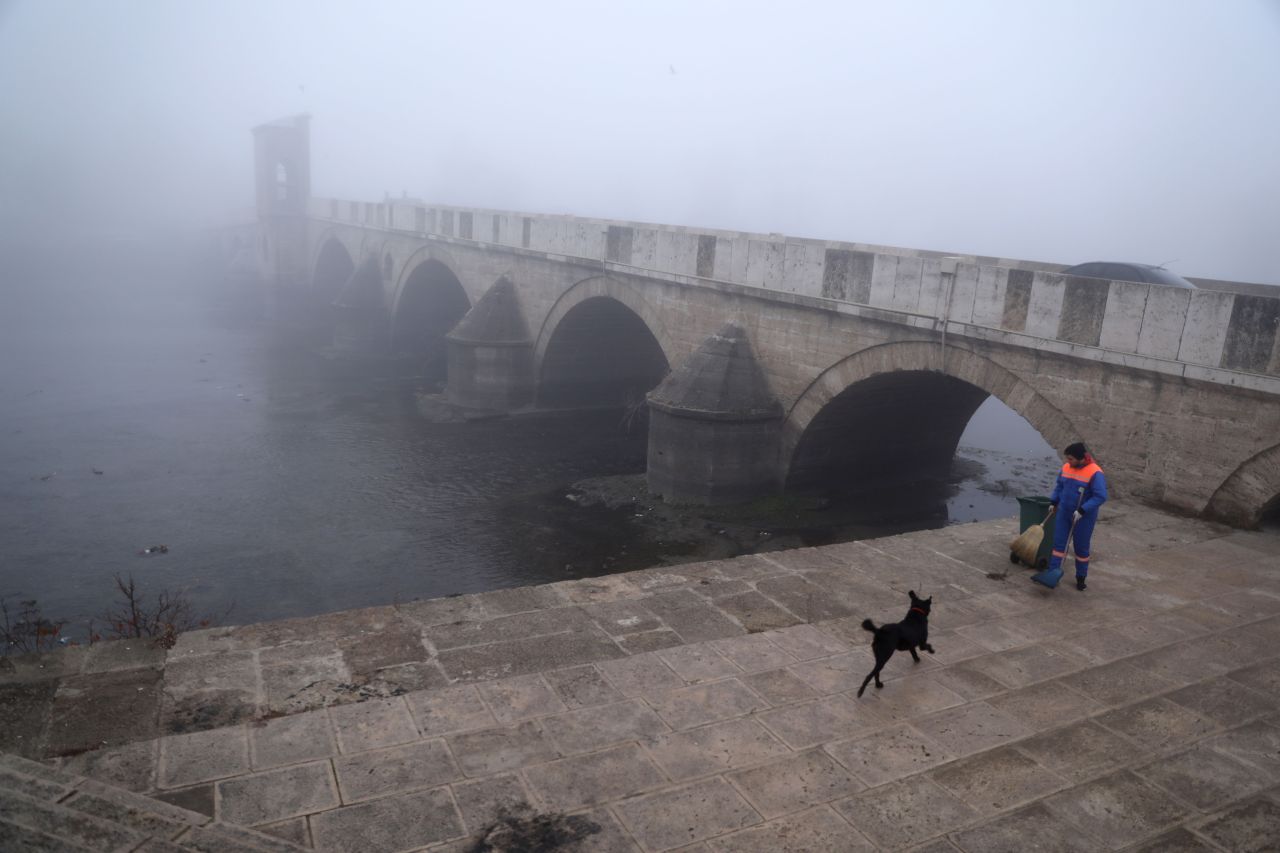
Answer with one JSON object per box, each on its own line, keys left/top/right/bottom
{"left": 2, "top": 0, "right": 1279, "bottom": 282}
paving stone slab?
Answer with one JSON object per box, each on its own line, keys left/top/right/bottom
{"left": 643, "top": 718, "right": 789, "bottom": 781}
{"left": 449, "top": 772, "right": 533, "bottom": 836}
{"left": 984, "top": 680, "right": 1099, "bottom": 730}
{"left": 1202, "top": 720, "right": 1280, "bottom": 781}
{"left": 437, "top": 627, "right": 625, "bottom": 682}
{"left": 521, "top": 743, "right": 666, "bottom": 812}
{"left": 446, "top": 721, "right": 559, "bottom": 777}
{"left": 1057, "top": 659, "right": 1179, "bottom": 707}
{"left": 1041, "top": 769, "right": 1186, "bottom": 850}
{"left": 1013, "top": 720, "right": 1143, "bottom": 784}
{"left": 407, "top": 685, "right": 497, "bottom": 737}
{"left": 947, "top": 801, "right": 1098, "bottom": 853}
{"left": 855, "top": 672, "right": 969, "bottom": 722}
{"left": 540, "top": 699, "right": 669, "bottom": 755}
{"left": 394, "top": 595, "right": 487, "bottom": 629}
{"left": 825, "top": 723, "right": 954, "bottom": 787}
{"left": 477, "top": 674, "right": 566, "bottom": 724}
{"left": 249, "top": 708, "right": 336, "bottom": 770}
{"left": 928, "top": 745, "right": 1067, "bottom": 816}
{"left": 711, "top": 591, "right": 804, "bottom": 632}
{"left": 764, "top": 624, "right": 850, "bottom": 660}
{"left": 704, "top": 805, "right": 872, "bottom": 853}
{"left": 1138, "top": 745, "right": 1266, "bottom": 812}
{"left": 1193, "top": 795, "right": 1280, "bottom": 853}
{"left": 727, "top": 749, "right": 865, "bottom": 819}
{"left": 333, "top": 739, "right": 460, "bottom": 803}
{"left": 475, "top": 585, "right": 567, "bottom": 618}
{"left": 614, "top": 777, "right": 761, "bottom": 851}
{"left": 958, "top": 644, "right": 1085, "bottom": 690}
{"left": 926, "top": 663, "right": 1009, "bottom": 701}
{"left": 1228, "top": 658, "right": 1280, "bottom": 695}
{"left": 616, "top": 629, "right": 686, "bottom": 654}
{"left": 47, "top": 668, "right": 163, "bottom": 757}
{"left": 58, "top": 739, "right": 157, "bottom": 793}
{"left": 645, "top": 679, "right": 767, "bottom": 730}
{"left": 739, "top": 668, "right": 818, "bottom": 706}
{"left": 338, "top": 626, "right": 429, "bottom": 677}
{"left": 541, "top": 665, "right": 623, "bottom": 709}
{"left": 640, "top": 591, "right": 747, "bottom": 642}
{"left": 0, "top": 680, "right": 56, "bottom": 758}
{"left": 831, "top": 776, "right": 979, "bottom": 850}
{"left": 658, "top": 645, "right": 741, "bottom": 683}
{"left": 260, "top": 656, "right": 352, "bottom": 715}
{"left": 789, "top": 650, "right": 884, "bottom": 695}
{"left": 581, "top": 600, "right": 664, "bottom": 637}
{"left": 159, "top": 727, "right": 249, "bottom": 789}
{"left": 1165, "top": 675, "right": 1275, "bottom": 728}
{"left": 0, "top": 787, "right": 145, "bottom": 852}
{"left": 1093, "top": 696, "right": 1217, "bottom": 752}
{"left": 257, "top": 816, "right": 310, "bottom": 848}
{"left": 328, "top": 697, "right": 418, "bottom": 753}
{"left": 309, "top": 786, "right": 463, "bottom": 852}
{"left": 758, "top": 694, "right": 887, "bottom": 749}
{"left": 216, "top": 760, "right": 339, "bottom": 826}
{"left": 0, "top": 818, "right": 95, "bottom": 852}
{"left": 1123, "top": 826, "right": 1222, "bottom": 853}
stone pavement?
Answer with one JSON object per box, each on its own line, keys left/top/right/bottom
{"left": 3, "top": 499, "right": 1280, "bottom": 851}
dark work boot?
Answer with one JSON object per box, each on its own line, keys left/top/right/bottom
{"left": 1075, "top": 576, "right": 1087, "bottom": 591}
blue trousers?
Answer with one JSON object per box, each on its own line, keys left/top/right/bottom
{"left": 1049, "top": 509, "right": 1097, "bottom": 578}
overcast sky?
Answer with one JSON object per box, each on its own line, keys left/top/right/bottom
{"left": 2, "top": 0, "right": 1277, "bottom": 283}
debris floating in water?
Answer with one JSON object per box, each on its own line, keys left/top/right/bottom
{"left": 139, "top": 545, "right": 169, "bottom": 555}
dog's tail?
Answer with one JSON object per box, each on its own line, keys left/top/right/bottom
{"left": 861, "top": 619, "right": 877, "bottom": 634}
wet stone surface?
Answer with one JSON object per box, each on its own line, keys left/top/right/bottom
{"left": 1, "top": 505, "right": 1278, "bottom": 852}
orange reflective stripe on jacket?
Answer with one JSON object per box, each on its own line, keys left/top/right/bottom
{"left": 1060, "top": 461, "right": 1103, "bottom": 483}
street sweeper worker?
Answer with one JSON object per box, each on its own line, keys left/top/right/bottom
{"left": 1047, "top": 442, "right": 1107, "bottom": 590}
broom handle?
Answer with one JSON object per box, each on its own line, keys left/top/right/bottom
{"left": 1063, "top": 486, "right": 1085, "bottom": 560}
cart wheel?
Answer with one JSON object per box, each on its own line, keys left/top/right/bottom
{"left": 1036, "top": 557, "right": 1048, "bottom": 569}
{"left": 1009, "top": 552, "right": 1020, "bottom": 564}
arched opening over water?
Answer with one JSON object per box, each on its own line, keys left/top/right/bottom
{"left": 392, "top": 259, "right": 471, "bottom": 384}
{"left": 786, "top": 372, "right": 1057, "bottom": 527}
{"left": 313, "top": 238, "right": 355, "bottom": 305}
{"left": 537, "top": 296, "right": 668, "bottom": 412}
{"left": 1260, "top": 494, "right": 1280, "bottom": 531}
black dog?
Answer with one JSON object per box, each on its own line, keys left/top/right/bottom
{"left": 856, "top": 590, "right": 935, "bottom": 697}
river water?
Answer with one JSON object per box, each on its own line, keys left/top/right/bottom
{"left": 0, "top": 261, "right": 1056, "bottom": 635}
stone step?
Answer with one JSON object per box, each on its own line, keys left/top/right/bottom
{"left": 0, "top": 752, "right": 305, "bottom": 853}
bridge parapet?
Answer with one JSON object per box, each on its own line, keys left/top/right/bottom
{"left": 309, "top": 197, "right": 1280, "bottom": 387}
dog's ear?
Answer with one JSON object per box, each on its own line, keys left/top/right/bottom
{"left": 908, "top": 590, "right": 918, "bottom": 601}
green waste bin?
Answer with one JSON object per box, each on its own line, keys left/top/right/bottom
{"left": 1014, "top": 496, "right": 1054, "bottom": 568}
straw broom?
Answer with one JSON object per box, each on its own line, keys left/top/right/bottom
{"left": 1009, "top": 506, "right": 1054, "bottom": 566}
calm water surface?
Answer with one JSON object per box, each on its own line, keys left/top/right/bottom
{"left": 0, "top": 268, "right": 1055, "bottom": 632}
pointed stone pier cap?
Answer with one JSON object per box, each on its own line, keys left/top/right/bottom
{"left": 332, "top": 256, "right": 383, "bottom": 311}
{"left": 446, "top": 276, "right": 531, "bottom": 346}
{"left": 647, "top": 322, "right": 782, "bottom": 421}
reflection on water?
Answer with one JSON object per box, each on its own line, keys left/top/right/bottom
{"left": 0, "top": 269, "right": 1055, "bottom": 631}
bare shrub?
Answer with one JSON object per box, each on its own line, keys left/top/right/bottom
{"left": 1, "top": 598, "right": 67, "bottom": 655}
{"left": 97, "top": 573, "right": 221, "bottom": 649}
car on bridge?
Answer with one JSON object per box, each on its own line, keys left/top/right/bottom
{"left": 1061, "top": 261, "right": 1195, "bottom": 288}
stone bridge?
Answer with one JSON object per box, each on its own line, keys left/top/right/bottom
{"left": 248, "top": 116, "right": 1280, "bottom": 526}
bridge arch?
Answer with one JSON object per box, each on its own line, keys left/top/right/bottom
{"left": 781, "top": 341, "right": 1078, "bottom": 492}
{"left": 1206, "top": 442, "right": 1280, "bottom": 528}
{"left": 312, "top": 233, "right": 356, "bottom": 304}
{"left": 534, "top": 275, "right": 673, "bottom": 410}
{"left": 391, "top": 252, "right": 472, "bottom": 382}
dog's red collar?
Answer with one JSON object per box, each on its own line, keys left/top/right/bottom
{"left": 910, "top": 606, "right": 927, "bottom": 616}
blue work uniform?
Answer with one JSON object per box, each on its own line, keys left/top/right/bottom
{"left": 1032, "top": 459, "right": 1107, "bottom": 588}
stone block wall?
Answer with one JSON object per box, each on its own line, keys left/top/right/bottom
{"left": 311, "top": 197, "right": 1280, "bottom": 383}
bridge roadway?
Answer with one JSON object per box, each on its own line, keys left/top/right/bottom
{"left": 3, "top": 502, "right": 1279, "bottom": 850}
